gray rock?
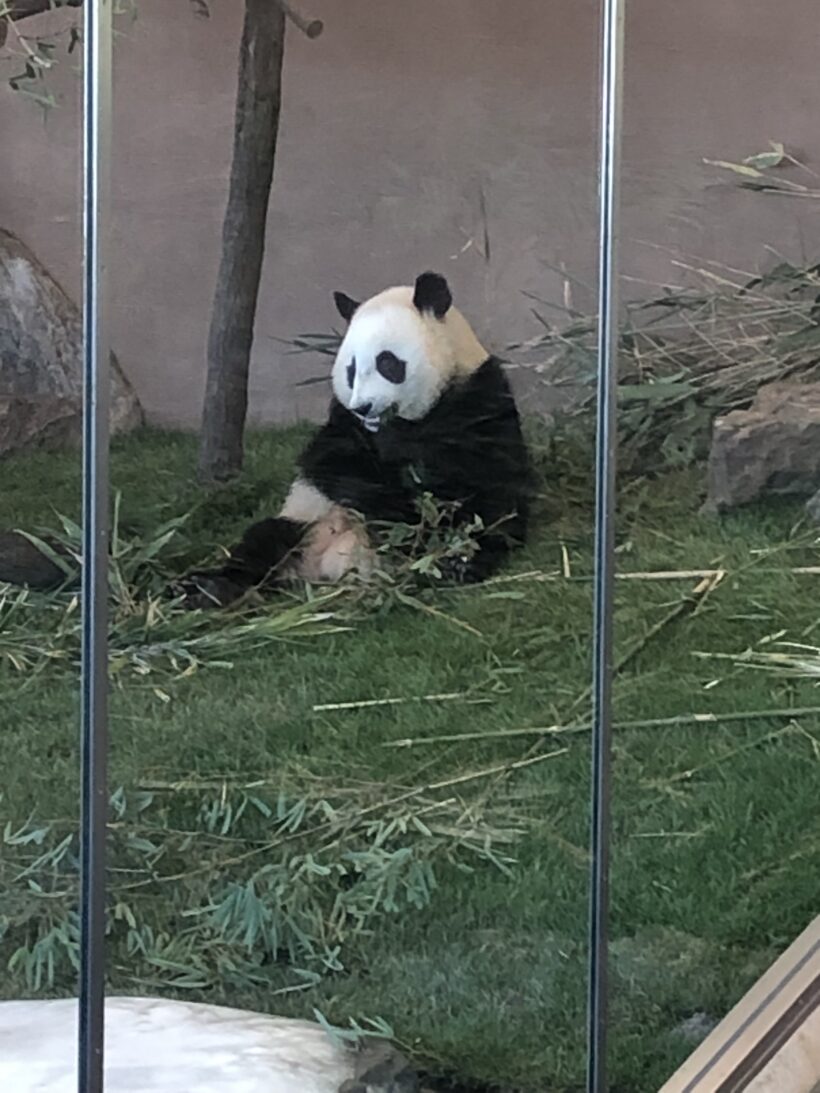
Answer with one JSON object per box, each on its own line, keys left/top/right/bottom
{"left": 0, "top": 227, "right": 142, "bottom": 453}
{"left": 339, "top": 1039, "right": 419, "bottom": 1093}
{"left": 705, "top": 382, "right": 820, "bottom": 512}
{"left": 0, "top": 394, "right": 81, "bottom": 456}
{"left": 673, "top": 1011, "right": 718, "bottom": 1044}
{"left": 0, "top": 530, "right": 75, "bottom": 590}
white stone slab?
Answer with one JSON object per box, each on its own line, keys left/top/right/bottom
{"left": 0, "top": 997, "right": 354, "bottom": 1093}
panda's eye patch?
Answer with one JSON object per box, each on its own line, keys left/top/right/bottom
{"left": 346, "top": 358, "right": 356, "bottom": 388}
{"left": 375, "top": 351, "right": 406, "bottom": 384}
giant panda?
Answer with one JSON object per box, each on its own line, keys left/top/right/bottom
{"left": 180, "top": 272, "right": 532, "bottom": 608}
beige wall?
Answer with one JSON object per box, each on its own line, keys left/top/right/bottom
{"left": 2, "top": 0, "right": 818, "bottom": 428}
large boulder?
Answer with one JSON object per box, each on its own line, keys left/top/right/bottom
{"left": 0, "top": 530, "right": 74, "bottom": 591}
{"left": 0, "top": 227, "right": 142, "bottom": 455}
{"left": 0, "top": 395, "right": 80, "bottom": 456}
{"left": 705, "top": 382, "right": 820, "bottom": 512}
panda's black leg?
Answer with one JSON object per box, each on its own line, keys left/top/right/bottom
{"left": 173, "top": 517, "right": 309, "bottom": 609}
{"left": 170, "top": 571, "right": 247, "bottom": 610}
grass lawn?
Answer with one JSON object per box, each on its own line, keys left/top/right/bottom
{"left": 0, "top": 425, "right": 818, "bottom": 1092}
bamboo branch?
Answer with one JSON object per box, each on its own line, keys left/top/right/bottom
{"left": 274, "top": 0, "right": 322, "bottom": 39}
{"left": 383, "top": 705, "right": 820, "bottom": 749}
{"left": 3, "top": 0, "right": 81, "bottom": 21}
{"left": 122, "top": 748, "right": 564, "bottom": 890}
{"left": 313, "top": 690, "right": 489, "bottom": 713}
{"left": 468, "top": 565, "right": 820, "bottom": 590}
{"left": 2, "top": 1, "right": 325, "bottom": 42}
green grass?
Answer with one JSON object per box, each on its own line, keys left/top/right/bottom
{"left": 1, "top": 425, "right": 818, "bottom": 1092}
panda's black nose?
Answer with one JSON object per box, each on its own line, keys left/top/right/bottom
{"left": 353, "top": 402, "right": 373, "bottom": 417}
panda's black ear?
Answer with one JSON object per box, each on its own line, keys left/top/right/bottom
{"left": 333, "top": 291, "right": 360, "bottom": 324}
{"left": 413, "top": 272, "right": 452, "bottom": 319}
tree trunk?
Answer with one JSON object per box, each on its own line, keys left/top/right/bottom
{"left": 198, "top": 0, "right": 285, "bottom": 483}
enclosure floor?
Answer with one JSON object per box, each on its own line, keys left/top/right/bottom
{"left": 2, "top": 429, "right": 818, "bottom": 1093}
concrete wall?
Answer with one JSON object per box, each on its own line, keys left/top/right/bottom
{"left": 2, "top": 0, "right": 818, "bottom": 428}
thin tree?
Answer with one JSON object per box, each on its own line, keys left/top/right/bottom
{"left": 199, "top": 0, "right": 321, "bottom": 483}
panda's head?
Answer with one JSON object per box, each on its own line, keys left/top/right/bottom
{"left": 331, "top": 272, "right": 488, "bottom": 432}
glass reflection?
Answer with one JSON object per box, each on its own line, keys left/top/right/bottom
{"left": 0, "top": 1, "right": 624, "bottom": 1090}
{"left": 609, "top": 2, "right": 820, "bottom": 1089}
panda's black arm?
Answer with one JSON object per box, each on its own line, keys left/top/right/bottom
{"left": 298, "top": 403, "right": 417, "bottom": 524}
{"left": 420, "top": 397, "right": 533, "bottom": 583}
{"left": 442, "top": 484, "right": 530, "bottom": 584}
{"left": 175, "top": 517, "right": 308, "bottom": 607}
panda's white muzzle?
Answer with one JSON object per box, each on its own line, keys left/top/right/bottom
{"left": 351, "top": 403, "right": 384, "bottom": 433}
{"left": 350, "top": 409, "right": 380, "bottom": 433}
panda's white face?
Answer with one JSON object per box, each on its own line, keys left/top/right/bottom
{"left": 331, "top": 274, "right": 487, "bottom": 432}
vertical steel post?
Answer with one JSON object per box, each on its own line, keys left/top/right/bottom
{"left": 79, "top": 1, "right": 112, "bottom": 1091}
{"left": 587, "top": 0, "right": 625, "bottom": 1090}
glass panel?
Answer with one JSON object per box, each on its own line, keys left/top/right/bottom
{"left": 609, "top": 3, "right": 820, "bottom": 1089}
{"left": 0, "top": 0, "right": 104, "bottom": 1071}
{"left": 1, "top": 1, "right": 617, "bottom": 1089}
{"left": 112, "top": 2, "right": 601, "bottom": 1089}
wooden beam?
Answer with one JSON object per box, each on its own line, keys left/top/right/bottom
{"left": 660, "top": 915, "right": 820, "bottom": 1093}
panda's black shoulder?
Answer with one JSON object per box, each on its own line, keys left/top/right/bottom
{"left": 429, "top": 355, "right": 521, "bottom": 432}
{"left": 465, "top": 355, "right": 515, "bottom": 400}
{"left": 415, "top": 355, "right": 533, "bottom": 511}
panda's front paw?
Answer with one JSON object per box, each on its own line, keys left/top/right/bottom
{"left": 436, "top": 553, "right": 478, "bottom": 585}
{"left": 168, "top": 572, "right": 245, "bottom": 610}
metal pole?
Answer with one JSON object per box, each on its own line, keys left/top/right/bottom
{"left": 79, "top": 2, "right": 112, "bottom": 1091}
{"left": 587, "top": 0, "right": 624, "bottom": 1090}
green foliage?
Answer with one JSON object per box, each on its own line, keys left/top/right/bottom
{"left": 520, "top": 258, "right": 820, "bottom": 477}
{"left": 0, "top": 495, "right": 349, "bottom": 682}
{"left": 0, "top": 480, "right": 499, "bottom": 684}
{"left": 1, "top": 777, "right": 520, "bottom": 994}
{"left": 0, "top": 428, "right": 818, "bottom": 1092}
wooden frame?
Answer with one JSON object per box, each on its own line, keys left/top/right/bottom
{"left": 659, "top": 915, "right": 820, "bottom": 1093}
